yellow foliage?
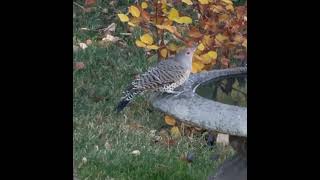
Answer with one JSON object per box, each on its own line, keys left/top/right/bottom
{"left": 170, "top": 126, "right": 181, "bottom": 138}
{"left": 160, "top": 48, "right": 168, "bottom": 58}
{"left": 156, "top": 25, "right": 176, "bottom": 33}
{"left": 128, "top": 22, "right": 136, "bottom": 27}
{"left": 168, "top": 8, "right": 179, "bottom": 21}
{"left": 226, "top": 4, "right": 234, "bottom": 11}
{"left": 182, "top": 0, "right": 193, "bottom": 5}
{"left": 167, "top": 43, "right": 178, "bottom": 51}
{"left": 198, "top": 0, "right": 209, "bottom": 5}
{"left": 197, "top": 43, "right": 205, "bottom": 51}
{"left": 174, "top": 16, "right": 192, "bottom": 24}
{"left": 129, "top": 5, "right": 140, "bottom": 17}
{"left": 199, "top": 53, "right": 211, "bottom": 64}
{"left": 207, "top": 51, "right": 217, "bottom": 59}
{"left": 141, "top": 2, "right": 148, "bottom": 9}
{"left": 215, "top": 33, "right": 229, "bottom": 42}
{"left": 140, "top": 33, "right": 154, "bottom": 45}
{"left": 192, "top": 61, "right": 205, "bottom": 73}
{"left": 117, "top": 14, "right": 129, "bottom": 22}
{"left": 135, "top": 40, "right": 146, "bottom": 47}
{"left": 222, "top": 0, "right": 233, "bottom": 5}
{"left": 146, "top": 45, "right": 159, "bottom": 50}
{"left": 164, "top": 115, "right": 176, "bottom": 126}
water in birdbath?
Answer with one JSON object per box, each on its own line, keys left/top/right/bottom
{"left": 195, "top": 76, "right": 247, "bottom": 107}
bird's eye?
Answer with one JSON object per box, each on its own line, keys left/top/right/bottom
{"left": 187, "top": 52, "right": 190, "bottom": 55}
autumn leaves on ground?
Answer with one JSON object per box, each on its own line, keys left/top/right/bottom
{"left": 74, "top": 0, "right": 246, "bottom": 179}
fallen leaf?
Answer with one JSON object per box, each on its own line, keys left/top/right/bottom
{"left": 188, "top": 28, "right": 203, "bottom": 38}
{"left": 199, "top": 53, "right": 211, "bottom": 64}
{"left": 168, "top": 8, "right": 179, "bottom": 21}
{"left": 207, "top": 51, "right": 217, "bottom": 59}
{"left": 141, "top": 2, "right": 148, "bottom": 9}
{"left": 198, "top": 0, "right": 209, "bottom": 5}
{"left": 167, "top": 43, "right": 178, "bottom": 51}
{"left": 141, "top": 9, "right": 151, "bottom": 21}
{"left": 226, "top": 4, "right": 234, "bottom": 11}
{"left": 156, "top": 25, "right": 176, "bottom": 34}
{"left": 129, "top": 5, "right": 141, "bottom": 17}
{"left": 215, "top": 33, "right": 229, "bottom": 42}
{"left": 197, "top": 43, "right": 205, "bottom": 51}
{"left": 174, "top": 16, "right": 192, "bottom": 24}
{"left": 74, "top": 62, "right": 85, "bottom": 70}
{"left": 135, "top": 40, "right": 147, "bottom": 47}
{"left": 164, "top": 115, "right": 176, "bottom": 126}
{"left": 79, "top": 43, "right": 88, "bottom": 50}
{"left": 170, "top": 126, "right": 181, "bottom": 138}
{"left": 140, "top": 33, "right": 154, "bottom": 45}
{"left": 102, "top": 34, "right": 120, "bottom": 42}
{"left": 118, "top": 14, "right": 129, "bottom": 22}
{"left": 182, "top": 0, "right": 193, "bottom": 5}
{"left": 146, "top": 45, "right": 159, "bottom": 50}
{"left": 130, "top": 150, "right": 141, "bottom": 156}
{"left": 222, "top": 0, "right": 233, "bottom": 5}
{"left": 160, "top": 48, "right": 168, "bottom": 58}
{"left": 128, "top": 22, "right": 136, "bottom": 27}
{"left": 192, "top": 61, "right": 205, "bottom": 73}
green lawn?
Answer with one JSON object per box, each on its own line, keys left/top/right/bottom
{"left": 73, "top": 1, "right": 232, "bottom": 179}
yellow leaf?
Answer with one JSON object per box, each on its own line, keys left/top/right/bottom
{"left": 117, "top": 14, "right": 129, "bottom": 22}
{"left": 198, "top": 0, "right": 209, "bottom": 5}
{"left": 170, "top": 126, "right": 181, "bottom": 138}
{"left": 128, "top": 22, "right": 136, "bottom": 27}
{"left": 200, "top": 53, "right": 211, "bottom": 64}
{"left": 215, "top": 33, "right": 228, "bottom": 42}
{"left": 141, "top": 2, "right": 148, "bottom": 9}
{"left": 182, "top": 0, "right": 193, "bottom": 5}
{"left": 135, "top": 40, "right": 146, "bottom": 47}
{"left": 164, "top": 115, "right": 176, "bottom": 126}
{"left": 146, "top": 45, "right": 159, "bottom": 50}
{"left": 129, "top": 5, "right": 140, "bottom": 17}
{"left": 167, "top": 43, "right": 178, "bottom": 51}
{"left": 156, "top": 25, "right": 176, "bottom": 33}
{"left": 174, "top": 16, "right": 192, "bottom": 24}
{"left": 222, "top": 0, "right": 233, "bottom": 5}
{"left": 192, "top": 61, "right": 205, "bottom": 73}
{"left": 207, "top": 51, "right": 217, "bottom": 59}
{"left": 140, "top": 33, "right": 154, "bottom": 45}
{"left": 226, "top": 4, "right": 234, "bottom": 11}
{"left": 160, "top": 48, "right": 168, "bottom": 58}
{"left": 161, "top": 2, "right": 168, "bottom": 13}
{"left": 197, "top": 43, "right": 205, "bottom": 51}
{"left": 218, "top": 14, "right": 229, "bottom": 22}
{"left": 168, "top": 8, "right": 179, "bottom": 21}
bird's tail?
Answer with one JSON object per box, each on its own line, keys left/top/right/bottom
{"left": 115, "top": 87, "right": 142, "bottom": 113}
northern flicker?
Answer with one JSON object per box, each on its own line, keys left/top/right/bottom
{"left": 115, "top": 46, "right": 197, "bottom": 112}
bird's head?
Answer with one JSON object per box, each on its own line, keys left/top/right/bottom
{"left": 175, "top": 45, "right": 197, "bottom": 68}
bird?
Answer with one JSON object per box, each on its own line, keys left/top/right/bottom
{"left": 115, "top": 45, "right": 197, "bottom": 112}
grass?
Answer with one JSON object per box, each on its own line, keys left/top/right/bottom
{"left": 73, "top": 1, "right": 233, "bottom": 179}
